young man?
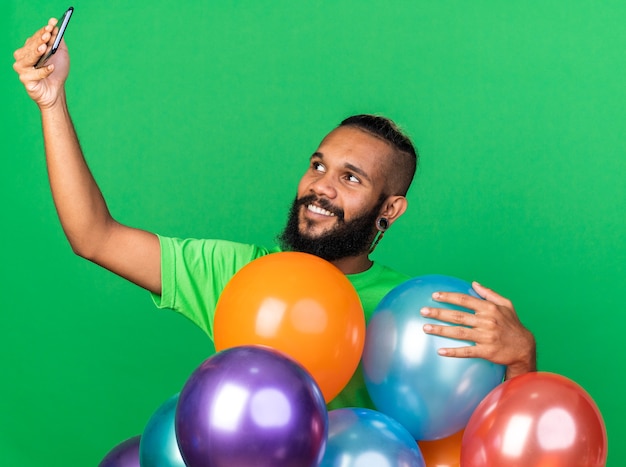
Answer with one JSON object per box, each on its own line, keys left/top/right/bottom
{"left": 13, "top": 18, "right": 536, "bottom": 409}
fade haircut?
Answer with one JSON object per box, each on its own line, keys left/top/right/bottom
{"left": 339, "top": 114, "right": 418, "bottom": 196}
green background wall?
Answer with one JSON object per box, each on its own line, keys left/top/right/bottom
{"left": 3, "top": 1, "right": 624, "bottom": 465}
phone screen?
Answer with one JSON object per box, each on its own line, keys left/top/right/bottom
{"left": 34, "top": 6, "right": 74, "bottom": 69}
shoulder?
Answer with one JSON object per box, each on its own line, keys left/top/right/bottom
{"left": 158, "top": 236, "right": 275, "bottom": 261}
{"left": 373, "top": 262, "right": 411, "bottom": 284}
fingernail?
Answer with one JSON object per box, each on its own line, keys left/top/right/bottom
{"left": 432, "top": 292, "right": 441, "bottom": 299}
{"left": 438, "top": 349, "right": 448, "bottom": 356}
{"left": 420, "top": 307, "right": 431, "bottom": 316}
{"left": 423, "top": 324, "right": 433, "bottom": 332}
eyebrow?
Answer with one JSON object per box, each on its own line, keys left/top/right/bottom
{"left": 311, "top": 152, "right": 373, "bottom": 183}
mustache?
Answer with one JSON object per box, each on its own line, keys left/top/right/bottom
{"left": 296, "top": 194, "right": 345, "bottom": 220}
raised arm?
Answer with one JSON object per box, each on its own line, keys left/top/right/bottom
{"left": 13, "top": 18, "right": 162, "bottom": 295}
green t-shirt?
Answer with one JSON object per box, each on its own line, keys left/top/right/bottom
{"left": 152, "top": 235, "right": 410, "bottom": 409}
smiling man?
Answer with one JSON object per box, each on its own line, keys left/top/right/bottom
{"left": 14, "top": 18, "right": 536, "bottom": 410}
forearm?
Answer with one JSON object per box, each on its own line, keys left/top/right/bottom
{"left": 41, "top": 94, "right": 114, "bottom": 259}
{"left": 16, "top": 20, "right": 162, "bottom": 294}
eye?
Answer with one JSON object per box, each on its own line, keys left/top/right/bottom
{"left": 345, "top": 173, "right": 361, "bottom": 183}
{"left": 312, "top": 161, "right": 326, "bottom": 173}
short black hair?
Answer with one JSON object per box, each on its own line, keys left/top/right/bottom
{"left": 339, "top": 114, "right": 418, "bottom": 196}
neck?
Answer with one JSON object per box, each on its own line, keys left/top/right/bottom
{"left": 331, "top": 254, "right": 373, "bottom": 275}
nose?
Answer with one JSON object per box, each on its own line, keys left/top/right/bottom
{"left": 308, "top": 173, "right": 337, "bottom": 199}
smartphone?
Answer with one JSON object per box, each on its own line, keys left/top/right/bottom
{"left": 34, "top": 6, "right": 74, "bottom": 69}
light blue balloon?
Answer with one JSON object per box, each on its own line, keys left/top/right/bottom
{"left": 320, "top": 408, "right": 425, "bottom": 467}
{"left": 362, "top": 275, "right": 506, "bottom": 441}
{"left": 139, "top": 393, "right": 186, "bottom": 467}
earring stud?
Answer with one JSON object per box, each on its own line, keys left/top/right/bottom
{"left": 376, "top": 217, "right": 389, "bottom": 231}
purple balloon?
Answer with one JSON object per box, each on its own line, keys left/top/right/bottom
{"left": 175, "top": 346, "right": 328, "bottom": 467}
{"left": 99, "top": 435, "right": 141, "bottom": 467}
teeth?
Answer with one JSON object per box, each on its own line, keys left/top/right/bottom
{"left": 308, "top": 204, "right": 335, "bottom": 217}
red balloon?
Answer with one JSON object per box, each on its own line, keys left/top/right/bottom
{"left": 461, "top": 372, "right": 607, "bottom": 467}
{"left": 214, "top": 252, "right": 365, "bottom": 402}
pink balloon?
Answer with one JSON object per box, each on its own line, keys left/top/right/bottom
{"left": 461, "top": 372, "right": 607, "bottom": 466}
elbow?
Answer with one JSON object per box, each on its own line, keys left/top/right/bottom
{"left": 68, "top": 238, "right": 98, "bottom": 261}
{"left": 65, "top": 226, "right": 111, "bottom": 262}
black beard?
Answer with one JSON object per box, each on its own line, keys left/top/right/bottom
{"left": 277, "top": 194, "right": 385, "bottom": 262}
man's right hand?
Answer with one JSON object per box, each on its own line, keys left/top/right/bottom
{"left": 13, "top": 18, "right": 69, "bottom": 110}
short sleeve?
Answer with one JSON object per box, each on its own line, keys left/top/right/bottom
{"left": 151, "top": 236, "right": 275, "bottom": 340}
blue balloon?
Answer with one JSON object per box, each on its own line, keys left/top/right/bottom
{"left": 139, "top": 393, "right": 186, "bottom": 467}
{"left": 362, "top": 275, "right": 505, "bottom": 440}
{"left": 320, "top": 408, "right": 425, "bottom": 467}
{"left": 176, "top": 345, "right": 328, "bottom": 467}
{"left": 99, "top": 435, "right": 141, "bottom": 467}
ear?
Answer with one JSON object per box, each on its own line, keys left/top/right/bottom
{"left": 379, "top": 195, "right": 408, "bottom": 227}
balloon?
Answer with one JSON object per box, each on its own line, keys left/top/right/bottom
{"left": 418, "top": 429, "right": 463, "bottom": 467}
{"left": 461, "top": 372, "right": 608, "bottom": 467}
{"left": 99, "top": 435, "right": 141, "bottom": 467}
{"left": 214, "top": 252, "right": 365, "bottom": 402}
{"left": 320, "top": 408, "right": 425, "bottom": 467}
{"left": 362, "top": 274, "right": 505, "bottom": 440}
{"left": 139, "top": 393, "right": 186, "bottom": 467}
{"left": 175, "top": 345, "right": 328, "bottom": 467}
